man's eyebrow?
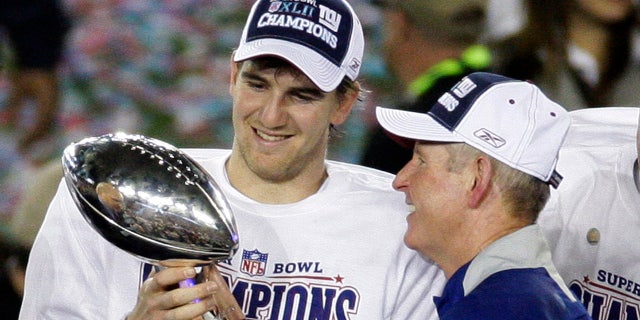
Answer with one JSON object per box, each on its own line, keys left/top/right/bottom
{"left": 240, "top": 70, "right": 265, "bottom": 82}
{"left": 241, "top": 69, "right": 326, "bottom": 98}
{"left": 291, "top": 86, "right": 325, "bottom": 99}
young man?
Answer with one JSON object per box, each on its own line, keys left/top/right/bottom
{"left": 376, "top": 72, "right": 591, "bottom": 319}
{"left": 19, "top": 0, "right": 445, "bottom": 319}
{"left": 537, "top": 107, "right": 640, "bottom": 320}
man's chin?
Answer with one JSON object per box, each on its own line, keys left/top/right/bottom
{"left": 403, "top": 232, "right": 418, "bottom": 250}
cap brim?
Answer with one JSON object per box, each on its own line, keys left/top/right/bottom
{"left": 234, "top": 39, "right": 345, "bottom": 92}
{"left": 375, "top": 106, "right": 465, "bottom": 143}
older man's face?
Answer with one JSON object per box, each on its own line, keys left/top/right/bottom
{"left": 392, "top": 142, "right": 469, "bottom": 258}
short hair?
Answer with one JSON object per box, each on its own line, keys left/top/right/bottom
{"left": 233, "top": 53, "right": 364, "bottom": 102}
{"left": 232, "top": 52, "right": 367, "bottom": 136}
{"left": 444, "top": 143, "right": 550, "bottom": 223}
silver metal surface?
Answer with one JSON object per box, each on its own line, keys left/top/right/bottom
{"left": 62, "top": 132, "right": 239, "bottom": 266}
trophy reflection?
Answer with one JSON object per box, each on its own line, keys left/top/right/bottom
{"left": 61, "top": 132, "right": 240, "bottom": 317}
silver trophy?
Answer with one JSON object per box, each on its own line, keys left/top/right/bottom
{"left": 61, "top": 132, "right": 239, "bottom": 268}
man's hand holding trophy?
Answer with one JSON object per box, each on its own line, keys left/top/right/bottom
{"left": 62, "top": 132, "right": 244, "bottom": 319}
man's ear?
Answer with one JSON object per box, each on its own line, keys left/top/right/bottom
{"left": 229, "top": 56, "right": 239, "bottom": 96}
{"left": 468, "top": 155, "right": 493, "bottom": 208}
{"left": 330, "top": 81, "right": 359, "bottom": 126}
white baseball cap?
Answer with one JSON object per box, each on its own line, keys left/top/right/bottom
{"left": 234, "top": 0, "right": 364, "bottom": 92}
{"left": 376, "top": 72, "right": 570, "bottom": 188}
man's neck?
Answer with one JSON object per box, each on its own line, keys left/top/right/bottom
{"left": 224, "top": 154, "right": 328, "bottom": 204}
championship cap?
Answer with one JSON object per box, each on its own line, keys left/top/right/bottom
{"left": 376, "top": 72, "right": 570, "bottom": 188}
{"left": 234, "top": 0, "right": 364, "bottom": 92}
{"left": 371, "top": 0, "right": 488, "bottom": 44}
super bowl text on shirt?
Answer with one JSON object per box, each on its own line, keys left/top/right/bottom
{"left": 569, "top": 269, "right": 639, "bottom": 320}
{"left": 218, "top": 248, "right": 360, "bottom": 320}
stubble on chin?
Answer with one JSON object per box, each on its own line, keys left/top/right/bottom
{"left": 237, "top": 143, "right": 300, "bottom": 183}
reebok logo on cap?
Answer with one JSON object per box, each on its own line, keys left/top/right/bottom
{"left": 474, "top": 128, "right": 506, "bottom": 148}
{"left": 375, "top": 72, "right": 571, "bottom": 188}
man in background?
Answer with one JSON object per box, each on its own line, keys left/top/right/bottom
{"left": 0, "top": 0, "right": 70, "bottom": 153}
{"left": 361, "top": 0, "right": 492, "bottom": 173}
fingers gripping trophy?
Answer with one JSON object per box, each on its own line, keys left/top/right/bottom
{"left": 62, "top": 132, "right": 243, "bottom": 319}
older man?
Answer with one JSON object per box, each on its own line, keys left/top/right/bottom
{"left": 376, "top": 72, "right": 591, "bottom": 319}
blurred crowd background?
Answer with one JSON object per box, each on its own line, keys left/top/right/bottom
{"left": 0, "top": 0, "right": 640, "bottom": 316}
{"left": 2, "top": 0, "right": 639, "bottom": 241}
{"left": 0, "top": 0, "right": 639, "bottom": 316}
{"left": 0, "top": 0, "right": 408, "bottom": 224}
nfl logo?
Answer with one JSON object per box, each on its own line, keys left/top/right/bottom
{"left": 241, "top": 249, "right": 268, "bottom": 276}
{"left": 268, "top": 1, "right": 281, "bottom": 13}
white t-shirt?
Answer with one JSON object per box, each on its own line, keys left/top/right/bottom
{"left": 537, "top": 107, "right": 640, "bottom": 320}
{"left": 20, "top": 149, "right": 445, "bottom": 319}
